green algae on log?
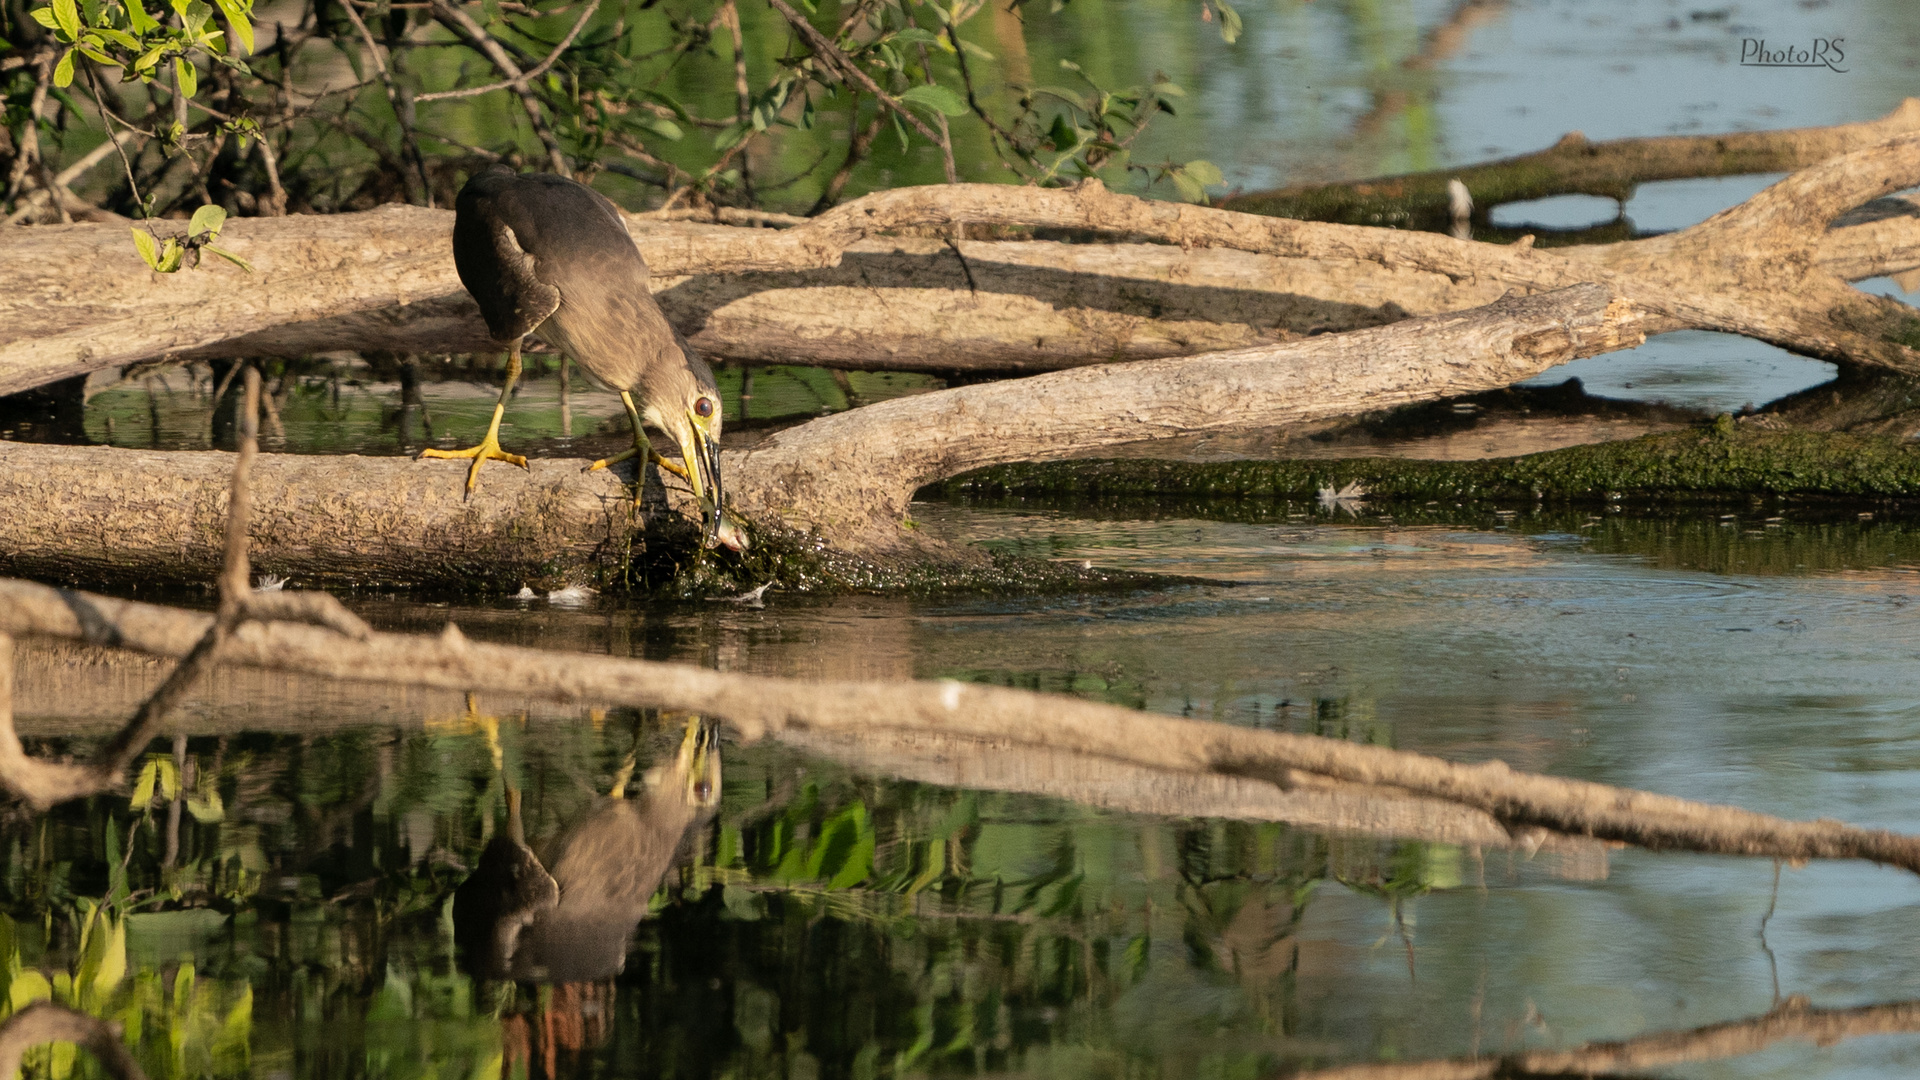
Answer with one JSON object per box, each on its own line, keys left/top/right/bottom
{"left": 941, "top": 421, "right": 1920, "bottom": 504}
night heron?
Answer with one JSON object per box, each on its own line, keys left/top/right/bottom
{"left": 428, "top": 166, "right": 732, "bottom": 546}
{"left": 454, "top": 716, "right": 721, "bottom": 983}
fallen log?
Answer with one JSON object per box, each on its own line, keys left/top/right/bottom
{"left": 1223, "top": 97, "right": 1920, "bottom": 226}
{"left": 0, "top": 283, "right": 1647, "bottom": 580}
{"left": 4, "top": 576, "right": 1920, "bottom": 875}
{"left": 2, "top": 131, "right": 1917, "bottom": 394}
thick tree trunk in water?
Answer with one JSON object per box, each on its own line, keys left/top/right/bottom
{"left": 0, "top": 132, "right": 1917, "bottom": 394}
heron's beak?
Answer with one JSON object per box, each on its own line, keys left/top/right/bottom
{"left": 679, "top": 408, "right": 726, "bottom": 548}
{"left": 676, "top": 716, "right": 721, "bottom": 808}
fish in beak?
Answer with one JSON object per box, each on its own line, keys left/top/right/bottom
{"left": 674, "top": 407, "right": 740, "bottom": 551}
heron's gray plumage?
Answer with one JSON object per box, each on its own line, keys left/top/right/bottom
{"left": 452, "top": 167, "right": 712, "bottom": 397}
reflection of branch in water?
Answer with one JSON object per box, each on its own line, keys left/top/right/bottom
{"left": 1295, "top": 996, "right": 1920, "bottom": 1079}
{"left": 12, "top": 582, "right": 1920, "bottom": 881}
{"left": 0, "top": 370, "right": 371, "bottom": 810}
{"left": 1347, "top": 0, "right": 1507, "bottom": 144}
{"left": 1759, "top": 860, "right": 1782, "bottom": 1006}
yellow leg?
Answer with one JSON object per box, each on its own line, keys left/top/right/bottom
{"left": 586, "top": 390, "right": 687, "bottom": 489}
{"left": 420, "top": 343, "right": 530, "bottom": 496}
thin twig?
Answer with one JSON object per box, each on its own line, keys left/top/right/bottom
{"left": 762, "top": 0, "right": 943, "bottom": 145}
{"left": 916, "top": 42, "right": 958, "bottom": 185}
{"left": 414, "top": 0, "right": 602, "bottom": 101}
{"left": 431, "top": 0, "right": 571, "bottom": 175}
{"left": 808, "top": 93, "right": 884, "bottom": 214}
{"left": 4, "top": 54, "right": 55, "bottom": 209}
{"left": 721, "top": 0, "right": 754, "bottom": 201}
{"left": 337, "top": 0, "right": 433, "bottom": 202}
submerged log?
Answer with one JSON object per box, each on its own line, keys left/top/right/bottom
{"left": 1, "top": 130, "right": 1917, "bottom": 395}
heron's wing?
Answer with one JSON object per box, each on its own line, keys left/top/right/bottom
{"left": 453, "top": 207, "right": 562, "bottom": 344}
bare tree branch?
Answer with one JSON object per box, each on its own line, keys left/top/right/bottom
{"left": 430, "top": 0, "right": 571, "bottom": 175}
{"left": 413, "top": 0, "right": 603, "bottom": 102}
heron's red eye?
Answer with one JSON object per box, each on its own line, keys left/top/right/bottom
{"left": 695, "top": 397, "right": 715, "bottom": 418}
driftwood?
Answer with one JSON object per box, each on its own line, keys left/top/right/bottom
{"left": 4, "top": 574, "right": 1920, "bottom": 873}
{"left": 0, "top": 283, "right": 1646, "bottom": 575}
{"left": 2, "top": 127, "right": 1919, "bottom": 397}
{"left": 1297, "top": 996, "right": 1920, "bottom": 1080}
{"left": 1224, "top": 97, "right": 1920, "bottom": 226}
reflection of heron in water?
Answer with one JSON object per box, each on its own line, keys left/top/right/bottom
{"left": 454, "top": 716, "right": 721, "bottom": 983}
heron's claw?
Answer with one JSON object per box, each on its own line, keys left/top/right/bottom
{"left": 584, "top": 448, "right": 687, "bottom": 479}
{"left": 420, "top": 435, "right": 529, "bottom": 497}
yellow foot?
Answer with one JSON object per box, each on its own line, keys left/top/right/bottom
{"left": 420, "top": 435, "right": 528, "bottom": 496}
{"left": 584, "top": 448, "right": 688, "bottom": 480}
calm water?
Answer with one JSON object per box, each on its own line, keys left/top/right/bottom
{"left": 13, "top": 500, "right": 1920, "bottom": 1078}
{"left": 10, "top": 0, "right": 1920, "bottom": 1077}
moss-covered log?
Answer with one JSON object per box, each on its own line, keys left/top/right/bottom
{"left": 945, "top": 419, "right": 1920, "bottom": 504}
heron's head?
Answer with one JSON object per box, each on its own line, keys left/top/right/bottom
{"left": 640, "top": 360, "right": 739, "bottom": 550}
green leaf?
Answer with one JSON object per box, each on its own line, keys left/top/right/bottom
{"left": 888, "top": 107, "right": 909, "bottom": 153}
{"left": 155, "top": 756, "right": 179, "bottom": 801}
{"left": 1182, "top": 158, "right": 1223, "bottom": 187}
{"left": 126, "top": 0, "right": 158, "bottom": 32}
{"left": 896, "top": 83, "right": 967, "bottom": 117}
{"left": 52, "top": 0, "right": 80, "bottom": 39}
{"left": 174, "top": 55, "right": 195, "bottom": 99}
{"left": 95, "top": 26, "right": 139, "bottom": 47}
{"left": 213, "top": 0, "right": 252, "bottom": 52}
{"left": 710, "top": 121, "right": 748, "bottom": 152}
{"left": 77, "top": 42, "right": 111, "bottom": 63}
{"left": 888, "top": 26, "right": 938, "bottom": 45}
{"left": 637, "top": 115, "right": 682, "bottom": 141}
{"left": 956, "top": 38, "right": 994, "bottom": 61}
{"left": 88, "top": 918, "right": 125, "bottom": 1005}
{"left": 8, "top": 969, "right": 52, "bottom": 1012}
{"left": 169, "top": 0, "right": 189, "bottom": 20}
{"left": 200, "top": 244, "right": 252, "bottom": 272}
{"left": 134, "top": 45, "right": 164, "bottom": 71}
{"left": 1212, "top": 0, "right": 1241, "bottom": 43}
{"left": 188, "top": 203, "right": 225, "bottom": 239}
{"left": 52, "top": 48, "right": 75, "bottom": 87}
{"left": 30, "top": 8, "right": 60, "bottom": 29}
{"left": 130, "top": 758, "right": 159, "bottom": 806}
{"left": 641, "top": 89, "right": 692, "bottom": 122}
{"left": 1045, "top": 112, "right": 1080, "bottom": 152}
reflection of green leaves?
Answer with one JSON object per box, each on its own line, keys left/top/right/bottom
{"left": 130, "top": 754, "right": 180, "bottom": 809}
